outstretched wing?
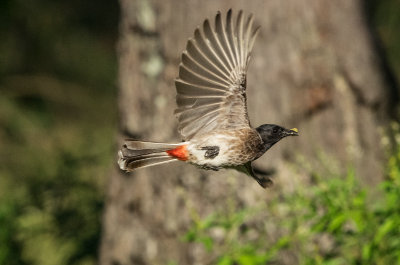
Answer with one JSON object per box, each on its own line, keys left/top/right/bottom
{"left": 175, "top": 9, "right": 260, "bottom": 140}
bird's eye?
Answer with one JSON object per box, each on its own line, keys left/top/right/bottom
{"left": 272, "top": 128, "right": 278, "bottom": 134}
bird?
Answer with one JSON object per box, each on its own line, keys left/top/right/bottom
{"left": 118, "top": 9, "right": 299, "bottom": 188}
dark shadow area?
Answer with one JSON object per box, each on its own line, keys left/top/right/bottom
{"left": 364, "top": 0, "right": 400, "bottom": 119}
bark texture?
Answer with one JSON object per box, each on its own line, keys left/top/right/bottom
{"left": 100, "top": 0, "right": 397, "bottom": 264}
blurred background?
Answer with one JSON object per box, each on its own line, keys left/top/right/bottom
{"left": 0, "top": 1, "right": 118, "bottom": 264}
{"left": 0, "top": 0, "right": 399, "bottom": 265}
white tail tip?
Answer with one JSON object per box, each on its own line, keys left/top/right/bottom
{"left": 118, "top": 150, "right": 127, "bottom": 170}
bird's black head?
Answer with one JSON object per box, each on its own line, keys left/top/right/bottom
{"left": 256, "top": 124, "right": 298, "bottom": 148}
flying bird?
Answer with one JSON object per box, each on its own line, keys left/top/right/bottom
{"left": 118, "top": 9, "right": 298, "bottom": 188}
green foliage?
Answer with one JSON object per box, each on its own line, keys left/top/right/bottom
{"left": 183, "top": 148, "right": 400, "bottom": 265}
{"left": 0, "top": 84, "right": 115, "bottom": 265}
{"left": 0, "top": 1, "right": 118, "bottom": 265}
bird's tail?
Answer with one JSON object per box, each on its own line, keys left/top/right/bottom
{"left": 118, "top": 140, "right": 189, "bottom": 171}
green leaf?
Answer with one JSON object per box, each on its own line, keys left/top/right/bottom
{"left": 237, "top": 254, "right": 257, "bottom": 265}
{"left": 183, "top": 229, "right": 196, "bottom": 242}
{"left": 328, "top": 213, "right": 346, "bottom": 232}
{"left": 374, "top": 219, "right": 395, "bottom": 242}
{"left": 200, "top": 236, "right": 214, "bottom": 251}
{"left": 362, "top": 244, "right": 372, "bottom": 261}
{"left": 217, "top": 256, "right": 233, "bottom": 265}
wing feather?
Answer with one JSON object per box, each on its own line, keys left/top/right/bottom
{"left": 215, "top": 12, "right": 237, "bottom": 78}
{"left": 179, "top": 64, "right": 230, "bottom": 89}
{"left": 202, "top": 20, "right": 237, "bottom": 81}
{"left": 248, "top": 27, "right": 261, "bottom": 65}
{"left": 227, "top": 10, "right": 240, "bottom": 69}
{"left": 186, "top": 39, "right": 231, "bottom": 80}
{"left": 175, "top": 10, "right": 260, "bottom": 140}
{"left": 236, "top": 10, "right": 245, "bottom": 68}
{"left": 180, "top": 114, "right": 221, "bottom": 139}
{"left": 175, "top": 79, "right": 226, "bottom": 96}
{"left": 176, "top": 95, "right": 222, "bottom": 110}
{"left": 181, "top": 52, "right": 231, "bottom": 86}
{"left": 174, "top": 101, "right": 221, "bottom": 115}
{"left": 178, "top": 106, "right": 221, "bottom": 128}
{"left": 194, "top": 27, "right": 232, "bottom": 79}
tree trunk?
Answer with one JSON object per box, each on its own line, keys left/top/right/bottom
{"left": 100, "top": 0, "right": 397, "bottom": 264}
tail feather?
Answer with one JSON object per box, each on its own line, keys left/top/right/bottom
{"left": 118, "top": 140, "right": 186, "bottom": 171}
{"left": 118, "top": 151, "right": 176, "bottom": 171}
{"left": 124, "top": 140, "right": 181, "bottom": 150}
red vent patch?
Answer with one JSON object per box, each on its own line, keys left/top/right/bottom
{"left": 166, "top": 145, "right": 188, "bottom": 161}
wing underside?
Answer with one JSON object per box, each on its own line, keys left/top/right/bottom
{"left": 175, "top": 9, "right": 260, "bottom": 140}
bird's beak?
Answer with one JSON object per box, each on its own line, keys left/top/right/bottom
{"left": 285, "top": 128, "right": 299, "bottom": 136}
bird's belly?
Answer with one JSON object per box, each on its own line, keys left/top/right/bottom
{"left": 186, "top": 130, "right": 262, "bottom": 168}
{"left": 187, "top": 141, "right": 235, "bottom": 168}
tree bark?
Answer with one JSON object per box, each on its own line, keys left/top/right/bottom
{"left": 100, "top": 0, "right": 397, "bottom": 264}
